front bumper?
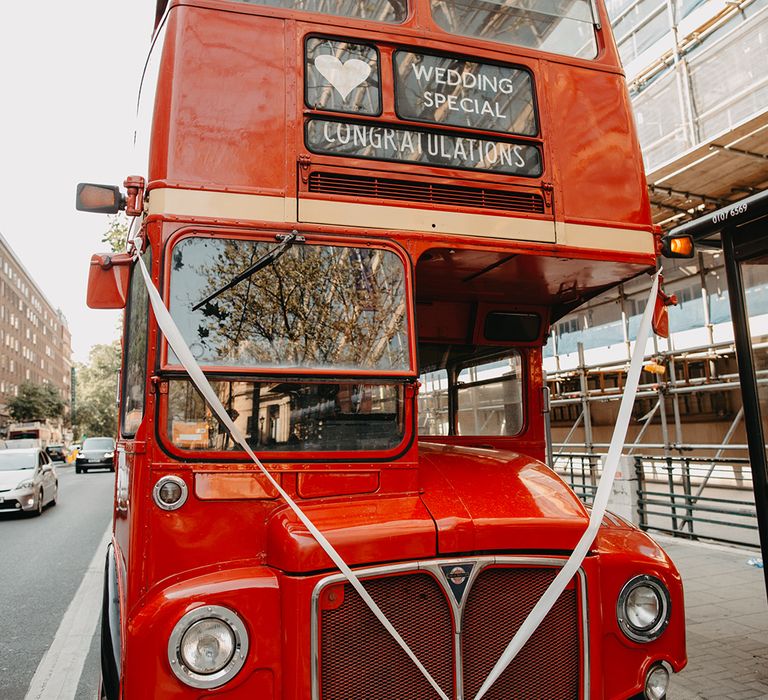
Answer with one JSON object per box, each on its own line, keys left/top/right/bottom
{"left": 0, "top": 488, "right": 38, "bottom": 512}
{"left": 77, "top": 459, "right": 112, "bottom": 469}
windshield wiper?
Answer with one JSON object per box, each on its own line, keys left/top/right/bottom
{"left": 192, "top": 231, "right": 300, "bottom": 312}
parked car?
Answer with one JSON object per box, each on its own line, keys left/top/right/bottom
{"left": 0, "top": 448, "right": 58, "bottom": 516}
{"left": 75, "top": 437, "right": 116, "bottom": 473}
{"left": 45, "top": 444, "right": 68, "bottom": 463}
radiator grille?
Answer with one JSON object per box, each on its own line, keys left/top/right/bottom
{"left": 307, "top": 171, "right": 546, "bottom": 214}
{"left": 319, "top": 573, "right": 454, "bottom": 700}
{"left": 316, "top": 563, "right": 582, "bottom": 700}
{"left": 461, "top": 567, "right": 581, "bottom": 700}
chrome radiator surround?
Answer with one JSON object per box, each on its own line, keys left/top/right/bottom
{"left": 311, "top": 555, "right": 589, "bottom": 700}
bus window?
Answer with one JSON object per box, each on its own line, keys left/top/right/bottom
{"left": 234, "top": 0, "right": 407, "bottom": 23}
{"left": 456, "top": 352, "right": 523, "bottom": 435}
{"left": 418, "top": 369, "right": 449, "bottom": 435}
{"left": 168, "top": 237, "right": 411, "bottom": 372}
{"left": 166, "top": 379, "right": 405, "bottom": 452}
{"left": 393, "top": 51, "right": 537, "bottom": 136}
{"left": 121, "top": 249, "right": 151, "bottom": 437}
{"left": 306, "top": 39, "right": 381, "bottom": 116}
{"left": 431, "top": 0, "right": 599, "bottom": 59}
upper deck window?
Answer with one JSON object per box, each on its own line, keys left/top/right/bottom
{"left": 431, "top": 0, "right": 599, "bottom": 59}
{"left": 234, "top": 0, "right": 407, "bottom": 22}
{"left": 306, "top": 38, "right": 381, "bottom": 116}
{"left": 394, "top": 51, "right": 537, "bottom": 136}
{"left": 168, "top": 236, "right": 411, "bottom": 373}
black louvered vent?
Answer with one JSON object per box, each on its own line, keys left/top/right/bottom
{"left": 308, "top": 171, "right": 546, "bottom": 215}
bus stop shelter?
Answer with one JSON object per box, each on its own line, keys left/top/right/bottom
{"left": 665, "top": 188, "right": 768, "bottom": 603}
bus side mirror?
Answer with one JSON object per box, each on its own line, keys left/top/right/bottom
{"left": 76, "top": 183, "right": 125, "bottom": 214}
{"left": 87, "top": 253, "right": 133, "bottom": 309}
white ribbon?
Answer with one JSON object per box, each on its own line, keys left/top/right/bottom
{"left": 473, "top": 269, "right": 661, "bottom": 700}
{"left": 134, "top": 251, "right": 450, "bottom": 700}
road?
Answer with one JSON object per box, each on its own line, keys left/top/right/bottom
{"left": 0, "top": 465, "right": 113, "bottom": 700}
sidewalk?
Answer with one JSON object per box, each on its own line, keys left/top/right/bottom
{"left": 653, "top": 535, "right": 768, "bottom": 700}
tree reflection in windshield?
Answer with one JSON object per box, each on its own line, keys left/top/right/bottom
{"left": 169, "top": 238, "right": 410, "bottom": 372}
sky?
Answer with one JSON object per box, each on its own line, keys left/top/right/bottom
{"left": 0, "top": 2, "right": 157, "bottom": 363}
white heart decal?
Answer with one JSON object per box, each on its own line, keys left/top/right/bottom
{"left": 314, "top": 55, "right": 371, "bottom": 101}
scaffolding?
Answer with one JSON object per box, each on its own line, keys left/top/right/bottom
{"left": 543, "top": 247, "right": 768, "bottom": 547}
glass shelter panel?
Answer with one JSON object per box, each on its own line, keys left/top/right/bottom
{"left": 743, "top": 261, "right": 768, "bottom": 468}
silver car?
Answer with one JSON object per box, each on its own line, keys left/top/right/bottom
{"left": 0, "top": 448, "right": 58, "bottom": 516}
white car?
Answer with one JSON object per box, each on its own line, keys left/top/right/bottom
{"left": 0, "top": 448, "right": 58, "bottom": 516}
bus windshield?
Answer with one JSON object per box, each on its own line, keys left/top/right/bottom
{"left": 168, "top": 237, "right": 411, "bottom": 372}
{"left": 431, "top": 0, "right": 599, "bottom": 59}
{"left": 233, "top": 0, "right": 407, "bottom": 22}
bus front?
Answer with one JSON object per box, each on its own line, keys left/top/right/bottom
{"left": 78, "top": 0, "right": 686, "bottom": 698}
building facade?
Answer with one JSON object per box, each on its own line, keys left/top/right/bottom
{"left": 0, "top": 232, "right": 72, "bottom": 434}
{"left": 545, "top": 0, "right": 768, "bottom": 445}
{"left": 609, "top": 0, "right": 768, "bottom": 225}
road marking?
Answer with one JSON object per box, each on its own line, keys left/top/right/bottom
{"left": 25, "top": 525, "right": 112, "bottom": 700}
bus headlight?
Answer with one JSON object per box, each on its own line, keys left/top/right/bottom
{"left": 617, "top": 575, "right": 670, "bottom": 643}
{"left": 168, "top": 605, "right": 248, "bottom": 688}
{"left": 645, "top": 663, "right": 670, "bottom": 699}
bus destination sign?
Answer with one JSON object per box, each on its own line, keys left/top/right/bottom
{"left": 306, "top": 119, "right": 542, "bottom": 177}
{"left": 394, "top": 51, "right": 537, "bottom": 136}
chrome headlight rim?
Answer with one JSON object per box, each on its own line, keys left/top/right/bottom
{"left": 168, "top": 605, "right": 248, "bottom": 689}
{"left": 617, "top": 574, "right": 671, "bottom": 643}
{"left": 153, "top": 475, "right": 189, "bottom": 511}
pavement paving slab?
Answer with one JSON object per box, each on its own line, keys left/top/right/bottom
{"left": 654, "top": 535, "right": 768, "bottom": 700}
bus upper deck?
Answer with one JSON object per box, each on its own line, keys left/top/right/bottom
{"left": 143, "top": 0, "right": 655, "bottom": 281}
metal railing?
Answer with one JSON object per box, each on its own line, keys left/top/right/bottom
{"left": 634, "top": 455, "right": 759, "bottom": 548}
{"left": 553, "top": 453, "right": 601, "bottom": 506}
{"left": 554, "top": 452, "right": 759, "bottom": 548}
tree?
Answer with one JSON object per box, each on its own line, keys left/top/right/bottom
{"left": 8, "top": 382, "right": 65, "bottom": 422}
{"left": 73, "top": 341, "right": 121, "bottom": 439}
{"left": 102, "top": 214, "right": 130, "bottom": 253}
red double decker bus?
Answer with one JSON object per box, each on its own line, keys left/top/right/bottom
{"left": 79, "top": 0, "right": 686, "bottom": 698}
